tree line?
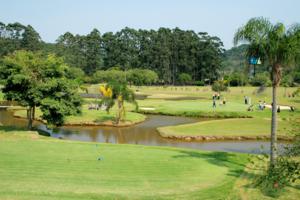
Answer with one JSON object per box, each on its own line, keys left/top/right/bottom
{"left": 0, "top": 22, "right": 224, "bottom": 85}
{"left": 1, "top": 21, "right": 300, "bottom": 87}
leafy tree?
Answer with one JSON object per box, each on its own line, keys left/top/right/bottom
{"left": 85, "top": 29, "right": 102, "bottom": 74}
{"left": 56, "top": 29, "right": 103, "bottom": 75}
{"left": 178, "top": 73, "right": 192, "bottom": 85}
{"left": 0, "top": 50, "right": 82, "bottom": 128}
{"left": 0, "top": 22, "right": 42, "bottom": 57}
{"left": 66, "top": 67, "right": 85, "bottom": 83}
{"left": 293, "top": 72, "right": 300, "bottom": 84}
{"left": 21, "top": 25, "right": 41, "bottom": 51}
{"left": 93, "top": 69, "right": 126, "bottom": 84}
{"left": 227, "top": 72, "right": 248, "bottom": 86}
{"left": 212, "top": 80, "right": 228, "bottom": 92}
{"left": 234, "top": 17, "right": 300, "bottom": 166}
{"left": 99, "top": 85, "right": 114, "bottom": 114}
{"left": 127, "top": 69, "right": 158, "bottom": 86}
{"left": 250, "top": 72, "right": 271, "bottom": 86}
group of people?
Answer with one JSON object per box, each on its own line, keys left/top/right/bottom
{"left": 258, "top": 100, "right": 267, "bottom": 110}
{"left": 212, "top": 93, "right": 226, "bottom": 108}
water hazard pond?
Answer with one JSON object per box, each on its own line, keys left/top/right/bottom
{"left": 0, "top": 110, "right": 286, "bottom": 154}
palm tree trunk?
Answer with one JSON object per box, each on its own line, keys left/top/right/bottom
{"left": 270, "top": 84, "right": 277, "bottom": 166}
{"left": 116, "top": 99, "right": 122, "bottom": 124}
{"left": 270, "top": 63, "right": 281, "bottom": 167}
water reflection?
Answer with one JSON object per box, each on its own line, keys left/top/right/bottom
{"left": 0, "top": 110, "right": 286, "bottom": 154}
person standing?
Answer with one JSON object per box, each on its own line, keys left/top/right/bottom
{"left": 244, "top": 96, "right": 248, "bottom": 104}
{"left": 213, "top": 98, "right": 216, "bottom": 108}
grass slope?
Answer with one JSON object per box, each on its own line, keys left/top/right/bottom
{"left": 14, "top": 104, "right": 146, "bottom": 126}
{"left": 158, "top": 118, "right": 295, "bottom": 138}
{"left": 0, "top": 128, "right": 249, "bottom": 200}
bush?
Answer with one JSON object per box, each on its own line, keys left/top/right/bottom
{"left": 212, "top": 80, "right": 228, "bottom": 92}
{"left": 293, "top": 72, "right": 300, "bottom": 84}
{"left": 92, "top": 69, "right": 126, "bottom": 84}
{"left": 228, "top": 73, "right": 248, "bottom": 86}
{"left": 127, "top": 69, "right": 158, "bottom": 86}
{"left": 194, "top": 80, "right": 205, "bottom": 86}
{"left": 250, "top": 72, "right": 271, "bottom": 86}
{"left": 280, "top": 74, "right": 294, "bottom": 87}
{"left": 67, "top": 67, "right": 85, "bottom": 83}
{"left": 178, "top": 73, "right": 192, "bottom": 85}
{"left": 253, "top": 123, "right": 300, "bottom": 197}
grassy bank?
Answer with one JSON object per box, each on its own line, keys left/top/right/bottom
{"left": 158, "top": 117, "right": 297, "bottom": 141}
{"left": 0, "top": 128, "right": 248, "bottom": 199}
{"left": 14, "top": 104, "right": 146, "bottom": 127}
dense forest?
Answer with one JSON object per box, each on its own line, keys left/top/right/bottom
{"left": 1, "top": 21, "right": 300, "bottom": 86}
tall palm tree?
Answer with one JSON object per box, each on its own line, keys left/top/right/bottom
{"left": 234, "top": 17, "right": 300, "bottom": 167}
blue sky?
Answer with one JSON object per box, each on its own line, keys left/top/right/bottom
{"left": 1, "top": 0, "right": 299, "bottom": 49}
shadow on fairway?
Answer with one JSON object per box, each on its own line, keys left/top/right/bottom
{"left": 0, "top": 125, "right": 27, "bottom": 132}
{"left": 173, "top": 150, "right": 250, "bottom": 178}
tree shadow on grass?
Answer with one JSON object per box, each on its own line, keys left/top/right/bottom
{"left": 172, "top": 150, "right": 251, "bottom": 178}
{"left": 0, "top": 125, "right": 50, "bottom": 136}
{"left": 0, "top": 125, "right": 27, "bottom": 132}
{"left": 94, "top": 115, "right": 115, "bottom": 123}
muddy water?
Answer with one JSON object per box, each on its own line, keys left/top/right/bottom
{"left": 0, "top": 110, "right": 286, "bottom": 154}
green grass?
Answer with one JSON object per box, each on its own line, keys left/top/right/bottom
{"left": 0, "top": 128, "right": 249, "bottom": 200}
{"left": 133, "top": 86, "right": 300, "bottom": 107}
{"left": 158, "top": 118, "right": 296, "bottom": 138}
{"left": 138, "top": 99, "right": 251, "bottom": 118}
{"left": 1, "top": 128, "right": 299, "bottom": 199}
{"left": 14, "top": 104, "right": 146, "bottom": 125}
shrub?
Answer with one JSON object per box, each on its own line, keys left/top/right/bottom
{"left": 228, "top": 73, "right": 248, "bottom": 86}
{"left": 194, "top": 80, "right": 204, "bottom": 86}
{"left": 178, "top": 73, "right": 192, "bottom": 85}
{"left": 212, "top": 80, "right": 228, "bottom": 92}
{"left": 250, "top": 72, "right": 271, "bottom": 86}
{"left": 293, "top": 72, "right": 300, "bottom": 84}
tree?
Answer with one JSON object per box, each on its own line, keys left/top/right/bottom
{"left": 21, "top": 25, "right": 41, "bottom": 51}
{"left": 127, "top": 69, "right": 158, "bottom": 86}
{"left": 234, "top": 17, "right": 300, "bottom": 166}
{"left": 0, "top": 50, "right": 82, "bottom": 128}
{"left": 85, "top": 29, "right": 102, "bottom": 75}
{"left": 99, "top": 81, "right": 137, "bottom": 124}
{"left": 0, "top": 22, "right": 42, "bottom": 57}
{"left": 56, "top": 29, "right": 103, "bottom": 75}
{"left": 178, "top": 73, "right": 192, "bottom": 85}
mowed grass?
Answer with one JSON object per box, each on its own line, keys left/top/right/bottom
{"left": 138, "top": 99, "right": 251, "bottom": 117}
{"left": 14, "top": 104, "right": 146, "bottom": 125}
{"left": 133, "top": 86, "right": 300, "bottom": 107}
{"left": 0, "top": 129, "right": 249, "bottom": 200}
{"left": 158, "top": 118, "right": 296, "bottom": 137}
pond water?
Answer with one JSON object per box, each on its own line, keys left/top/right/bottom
{"left": 0, "top": 110, "right": 287, "bottom": 154}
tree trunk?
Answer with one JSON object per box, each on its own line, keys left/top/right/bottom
{"left": 32, "top": 105, "right": 35, "bottom": 120}
{"left": 270, "top": 84, "right": 277, "bottom": 166}
{"left": 270, "top": 63, "right": 281, "bottom": 167}
{"left": 116, "top": 99, "right": 122, "bottom": 125}
{"left": 27, "top": 106, "right": 33, "bottom": 130}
